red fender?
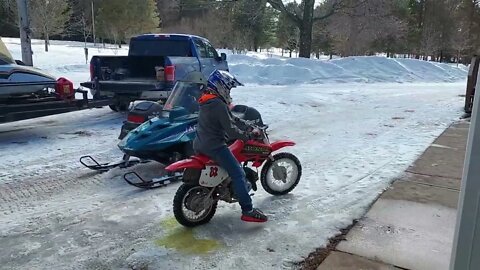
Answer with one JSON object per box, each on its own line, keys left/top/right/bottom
{"left": 165, "top": 158, "right": 205, "bottom": 171}
{"left": 270, "top": 140, "right": 296, "bottom": 152}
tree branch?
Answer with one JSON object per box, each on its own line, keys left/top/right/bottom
{"left": 314, "top": 0, "right": 369, "bottom": 22}
{"left": 267, "top": 0, "right": 301, "bottom": 25}
{"left": 313, "top": 8, "right": 336, "bottom": 21}
{"left": 313, "top": 0, "right": 342, "bottom": 21}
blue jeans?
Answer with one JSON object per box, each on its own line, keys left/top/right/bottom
{"left": 203, "top": 145, "right": 253, "bottom": 213}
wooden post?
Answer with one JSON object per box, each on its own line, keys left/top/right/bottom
{"left": 16, "top": 0, "right": 33, "bottom": 66}
{"left": 465, "top": 56, "right": 480, "bottom": 114}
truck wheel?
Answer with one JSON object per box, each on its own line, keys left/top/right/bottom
{"left": 109, "top": 105, "right": 119, "bottom": 112}
{"left": 118, "top": 102, "right": 129, "bottom": 112}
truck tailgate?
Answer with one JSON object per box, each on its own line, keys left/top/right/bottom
{"left": 166, "top": 57, "right": 202, "bottom": 80}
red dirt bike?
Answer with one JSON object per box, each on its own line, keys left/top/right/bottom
{"left": 165, "top": 124, "right": 302, "bottom": 227}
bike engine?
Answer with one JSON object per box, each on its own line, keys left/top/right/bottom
{"left": 243, "top": 167, "right": 258, "bottom": 191}
{"left": 216, "top": 183, "right": 234, "bottom": 203}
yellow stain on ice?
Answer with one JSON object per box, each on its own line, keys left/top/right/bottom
{"left": 155, "top": 217, "right": 221, "bottom": 255}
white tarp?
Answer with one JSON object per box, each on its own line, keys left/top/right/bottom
{"left": 0, "top": 37, "right": 15, "bottom": 64}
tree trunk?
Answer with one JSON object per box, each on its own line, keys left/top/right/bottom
{"left": 44, "top": 32, "right": 49, "bottom": 52}
{"left": 457, "top": 50, "right": 460, "bottom": 67}
{"left": 329, "top": 53, "right": 333, "bottom": 60}
{"left": 289, "top": 50, "right": 292, "bottom": 58}
{"left": 316, "top": 50, "right": 320, "bottom": 59}
{"left": 298, "top": 0, "right": 314, "bottom": 58}
{"left": 281, "top": 48, "right": 284, "bottom": 57}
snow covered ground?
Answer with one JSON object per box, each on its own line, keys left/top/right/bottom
{"left": 0, "top": 38, "right": 468, "bottom": 270}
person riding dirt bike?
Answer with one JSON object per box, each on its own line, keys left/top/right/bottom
{"left": 193, "top": 70, "right": 268, "bottom": 223}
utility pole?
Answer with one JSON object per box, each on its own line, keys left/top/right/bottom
{"left": 450, "top": 66, "right": 480, "bottom": 269}
{"left": 92, "top": 0, "right": 96, "bottom": 46}
{"left": 16, "top": 0, "right": 33, "bottom": 66}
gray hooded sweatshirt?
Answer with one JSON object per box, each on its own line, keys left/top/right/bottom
{"left": 193, "top": 97, "right": 250, "bottom": 154}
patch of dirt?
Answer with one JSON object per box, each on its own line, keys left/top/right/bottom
{"left": 64, "top": 130, "right": 93, "bottom": 137}
{"left": 0, "top": 128, "right": 28, "bottom": 134}
{"left": 294, "top": 221, "right": 357, "bottom": 270}
{"left": 392, "top": 116, "right": 405, "bottom": 120}
{"left": 11, "top": 141, "right": 28, "bottom": 145}
{"left": 308, "top": 103, "right": 323, "bottom": 108}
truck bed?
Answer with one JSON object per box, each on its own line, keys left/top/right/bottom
{"left": 93, "top": 56, "right": 165, "bottom": 81}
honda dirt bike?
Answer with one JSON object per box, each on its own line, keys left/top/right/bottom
{"left": 164, "top": 124, "right": 302, "bottom": 227}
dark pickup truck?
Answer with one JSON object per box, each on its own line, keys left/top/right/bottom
{"left": 80, "top": 34, "right": 229, "bottom": 111}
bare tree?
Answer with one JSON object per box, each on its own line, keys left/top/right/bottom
{"left": 267, "top": 0, "right": 370, "bottom": 58}
{"left": 327, "top": 0, "right": 405, "bottom": 57}
{"left": 29, "top": 0, "right": 71, "bottom": 52}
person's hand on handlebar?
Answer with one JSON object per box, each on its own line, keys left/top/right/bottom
{"left": 246, "top": 126, "right": 261, "bottom": 140}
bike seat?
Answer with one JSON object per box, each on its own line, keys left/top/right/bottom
{"left": 191, "top": 154, "right": 213, "bottom": 165}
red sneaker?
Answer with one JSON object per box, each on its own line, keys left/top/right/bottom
{"left": 241, "top": 208, "right": 268, "bottom": 222}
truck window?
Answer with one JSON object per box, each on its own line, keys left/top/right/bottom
{"left": 193, "top": 39, "right": 207, "bottom": 58}
{"left": 204, "top": 41, "right": 219, "bottom": 59}
{"left": 129, "top": 40, "right": 192, "bottom": 57}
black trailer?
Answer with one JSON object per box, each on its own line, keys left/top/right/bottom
{"left": 0, "top": 89, "right": 110, "bottom": 124}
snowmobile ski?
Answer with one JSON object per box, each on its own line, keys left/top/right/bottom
{"left": 123, "top": 171, "right": 183, "bottom": 189}
{"left": 79, "top": 155, "right": 147, "bottom": 172}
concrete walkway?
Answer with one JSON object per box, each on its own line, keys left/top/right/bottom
{"left": 317, "top": 121, "right": 469, "bottom": 270}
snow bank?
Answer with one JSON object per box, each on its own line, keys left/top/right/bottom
{"left": 3, "top": 38, "right": 468, "bottom": 87}
{"left": 226, "top": 53, "right": 468, "bottom": 85}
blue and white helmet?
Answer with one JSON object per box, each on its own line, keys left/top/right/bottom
{"left": 207, "top": 70, "right": 243, "bottom": 104}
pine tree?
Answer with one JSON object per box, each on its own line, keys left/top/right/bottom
{"left": 232, "top": 0, "right": 274, "bottom": 51}
{"left": 0, "top": 0, "right": 18, "bottom": 36}
{"left": 96, "top": 0, "right": 159, "bottom": 47}
{"left": 454, "top": 0, "right": 480, "bottom": 60}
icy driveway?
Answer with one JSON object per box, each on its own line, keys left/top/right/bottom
{"left": 0, "top": 82, "right": 465, "bottom": 270}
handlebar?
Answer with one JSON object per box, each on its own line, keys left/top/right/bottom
{"left": 241, "top": 119, "right": 268, "bottom": 130}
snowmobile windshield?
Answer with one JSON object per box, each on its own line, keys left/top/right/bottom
{"left": 163, "top": 81, "right": 203, "bottom": 114}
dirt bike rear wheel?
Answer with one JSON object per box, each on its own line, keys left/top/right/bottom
{"left": 260, "top": 153, "right": 302, "bottom": 196}
{"left": 173, "top": 184, "right": 217, "bottom": 227}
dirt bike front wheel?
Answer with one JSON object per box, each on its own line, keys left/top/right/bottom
{"left": 173, "top": 184, "right": 217, "bottom": 227}
{"left": 260, "top": 153, "right": 302, "bottom": 196}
